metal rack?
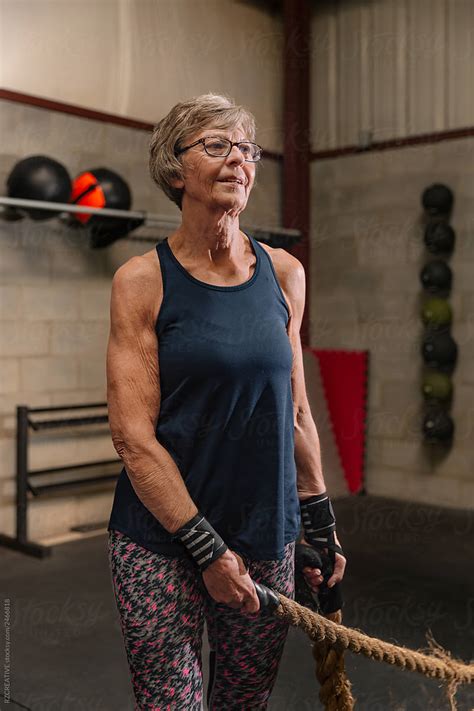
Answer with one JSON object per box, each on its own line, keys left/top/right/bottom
{"left": 0, "top": 196, "right": 303, "bottom": 247}
{"left": 0, "top": 403, "right": 121, "bottom": 558}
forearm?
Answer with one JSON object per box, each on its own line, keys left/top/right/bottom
{"left": 114, "top": 434, "right": 198, "bottom": 534}
{"left": 294, "top": 412, "right": 327, "bottom": 500}
{"left": 295, "top": 413, "right": 347, "bottom": 587}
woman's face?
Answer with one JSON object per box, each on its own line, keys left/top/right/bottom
{"left": 175, "top": 125, "right": 256, "bottom": 214}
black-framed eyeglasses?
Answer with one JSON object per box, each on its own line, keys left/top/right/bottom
{"left": 175, "top": 136, "right": 263, "bottom": 162}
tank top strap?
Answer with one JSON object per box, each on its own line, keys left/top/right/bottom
{"left": 251, "top": 236, "right": 290, "bottom": 324}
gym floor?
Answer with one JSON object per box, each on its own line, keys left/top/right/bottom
{"left": 1, "top": 494, "right": 473, "bottom": 711}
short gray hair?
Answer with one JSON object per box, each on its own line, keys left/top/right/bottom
{"left": 148, "top": 92, "right": 257, "bottom": 211}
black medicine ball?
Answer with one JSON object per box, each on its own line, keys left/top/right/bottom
{"left": 7, "top": 155, "right": 72, "bottom": 220}
{"left": 70, "top": 167, "right": 139, "bottom": 248}
{"left": 422, "top": 408, "right": 454, "bottom": 443}
{"left": 421, "top": 183, "right": 454, "bottom": 217}
{"left": 424, "top": 222, "right": 455, "bottom": 255}
{"left": 420, "top": 260, "right": 452, "bottom": 293}
{"left": 421, "top": 331, "right": 458, "bottom": 370}
{"left": 90, "top": 216, "right": 145, "bottom": 249}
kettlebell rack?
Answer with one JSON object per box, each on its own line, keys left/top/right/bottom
{"left": 0, "top": 403, "right": 121, "bottom": 558}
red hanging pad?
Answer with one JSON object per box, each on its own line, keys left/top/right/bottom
{"left": 304, "top": 348, "right": 369, "bottom": 494}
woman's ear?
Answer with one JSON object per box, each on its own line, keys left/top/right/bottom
{"left": 170, "top": 175, "right": 185, "bottom": 189}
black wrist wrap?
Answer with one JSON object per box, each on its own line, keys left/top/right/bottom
{"left": 172, "top": 513, "right": 228, "bottom": 572}
{"left": 300, "top": 492, "right": 344, "bottom": 560}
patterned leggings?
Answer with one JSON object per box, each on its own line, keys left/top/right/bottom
{"left": 108, "top": 529, "right": 295, "bottom": 711}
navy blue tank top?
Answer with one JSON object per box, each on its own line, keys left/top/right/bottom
{"left": 107, "top": 233, "right": 301, "bottom": 561}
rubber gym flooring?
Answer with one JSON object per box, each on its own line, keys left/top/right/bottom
{"left": 1, "top": 494, "right": 473, "bottom": 711}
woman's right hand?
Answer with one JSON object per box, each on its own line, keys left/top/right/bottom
{"left": 202, "top": 549, "right": 260, "bottom": 613}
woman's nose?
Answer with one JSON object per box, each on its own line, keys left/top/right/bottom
{"left": 226, "top": 145, "right": 246, "bottom": 164}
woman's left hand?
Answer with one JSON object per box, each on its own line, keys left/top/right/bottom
{"left": 300, "top": 533, "right": 346, "bottom": 592}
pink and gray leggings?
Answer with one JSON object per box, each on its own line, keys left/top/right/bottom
{"left": 108, "top": 529, "right": 296, "bottom": 710}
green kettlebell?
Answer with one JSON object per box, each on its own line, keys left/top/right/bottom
{"left": 421, "top": 297, "right": 452, "bottom": 328}
{"left": 422, "top": 370, "right": 453, "bottom": 401}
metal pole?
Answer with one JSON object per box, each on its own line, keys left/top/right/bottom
{"left": 283, "top": 0, "right": 311, "bottom": 346}
{"left": 0, "top": 196, "right": 173, "bottom": 224}
{"left": 16, "top": 405, "right": 29, "bottom": 543}
{"left": 0, "top": 196, "right": 302, "bottom": 238}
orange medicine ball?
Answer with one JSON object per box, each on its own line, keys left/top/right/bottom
{"left": 70, "top": 167, "right": 132, "bottom": 225}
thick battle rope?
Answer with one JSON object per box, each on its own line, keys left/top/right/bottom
{"left": 312, "top": 609, "right": 355, "bottom": 710}
{"left": 274, "top": 595, "right": 474, "bottom": 710}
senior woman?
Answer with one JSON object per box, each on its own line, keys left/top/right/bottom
{"left": 106, "top": 92, "right": 346, "bottom": 710}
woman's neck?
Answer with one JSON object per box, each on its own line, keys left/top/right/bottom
{"left": 170, "top": 208, "right": 246, "bottom": 263}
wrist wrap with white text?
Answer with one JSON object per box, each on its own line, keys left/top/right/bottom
{"left": 300, "top": 492, "right": 344, "bottom": 561}
{"left": 171, "top": 512, "right": 228, "bottom": 572}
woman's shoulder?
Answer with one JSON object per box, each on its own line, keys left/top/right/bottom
{"left": 257, "top": 239, "right": 302, "bottom": 283}
{"left": 111, "top": 249, "right": 163, "bottom": 323}
{"left": 113, "top": 247, "right": 159, "bottom": 278}
{"left": 257, "top": 240, "right": 305, "bottom": 319}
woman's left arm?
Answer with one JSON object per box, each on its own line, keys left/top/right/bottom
{"left": 278, "top": 251, "right": 346, "bottom": 589}
{"left": 278, "top": 253, "right": 326, "bottom": 499}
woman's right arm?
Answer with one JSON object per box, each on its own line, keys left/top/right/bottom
{"left": 107, "top": 257, "right": 260, "bottom": 612}
{"left": 106, "top": 257, "right": 198, "bottom": 534}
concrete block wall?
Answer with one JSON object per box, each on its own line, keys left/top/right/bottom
{"left": 0, "top": 98, "right": 282, "bottom": 541}
{"left": 310, "top": 138, "right": 474, "bottom": 510}
{"left": 2, "top": 96, "right": 471, "bottom": 547}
